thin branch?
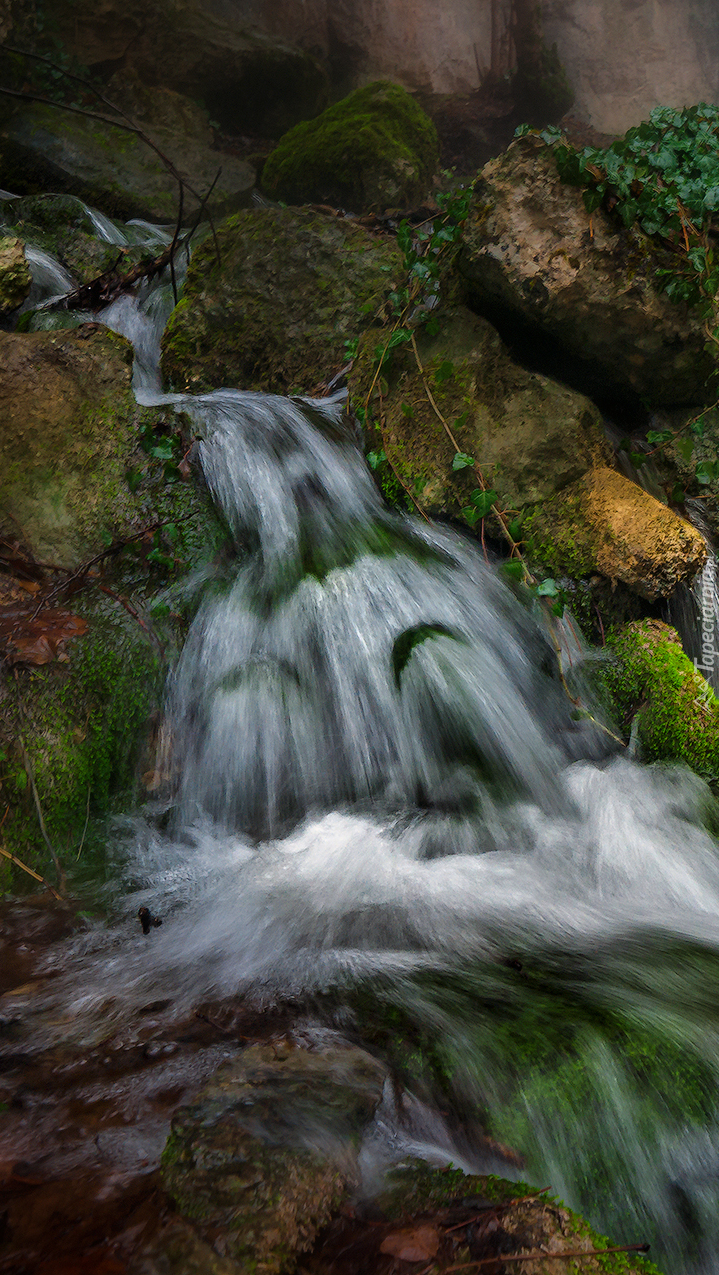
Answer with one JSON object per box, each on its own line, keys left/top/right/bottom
{"left": 0, "top": 842, "right": 63, "bottom": 899}
{"left": 17, "top": 731, "right": 63, "bottom": 888}
{"left": 443, "top": 1240, "right": 650, "bottom": 1269}
{"left": 76, "top": 784, "right": 91, "bottom": 860}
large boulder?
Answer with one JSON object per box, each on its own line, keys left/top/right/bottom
{"left": 0, "top": 234, "right": 30, "bottom": 313}
{"left": 458, "top": 135, "right": 715, "bottom": 409}
{"left": 161, "top": 206, "right": 403, "bottom": 394}
{"left": 348, "top": 306, "right": 612, "bottom": 522}
{"left": 605, "top": 619, "right": 719, "bottom": 776}
{"left": 0, "top": 87, "right": 255, "bottom": 222}
{"left": 159, "top": 1042, "right": 387, "bottom": 1274}
{"left": 261, "top": 81, "right": 439, "bottom": 212}
{"left": 1, "top": 194, "right": 151, "bottom": 287}
{"left": 525, "top": 465, "right": 707, "bottom": 601}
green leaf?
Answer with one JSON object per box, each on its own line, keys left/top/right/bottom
{"left": 400, "top": 401, "right": 414, "bottom": 418}
{"left": 434, "top": 360, "right": 455, "bottom": 385}
{"left": 452, "top": 452, "right": 475, "bottom": 470}
{"left": 501, "top": 560, "right": 525, "bottom": 581}
{"left": 671, "top": 482, "right": 686, "bottom": 504}
{"left": 367, "top": 449, "right": 386, "bottom": 470}
{"left": 150, "top": 438, "right": 176, "bottom": 461}
{"left": 677, "top": 436, "right": 695, "bottom": 462}
{"left": 468, "top": 488, "right": 498, "bottom": 517}
{"left": 696, "top": 459, "right": 719, "bottom": 484}
{"left": 508, "top": 517, "right": 523, "bottom": 541}
{"left": 424, "top": 316, "right": 440, "bottom": 336}
{"left": 99, "top": 527, "right": 113, "bottom": 547}
{"left": 646, "top": 429, "right": 673, "bottom": 445}
{"left": 535, "top": 577, "right": 560, "bottom": 597}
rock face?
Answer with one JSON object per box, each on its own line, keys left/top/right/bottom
{"left": 39, "top": 0, "right": 329, "bottom": 138}
{"left": 0, "top": 235, "right": 30, "bottom": 313}
{"left": 0, "top": 90, "right": 255, "bottom": 223}
{"left": 458, "top": 136, "right": 715, "bottom": 409}
{"left": 160, "top": 1042, "right": 388, "bottom": 1274}
{"left": 349, "top": 306, "right": 611, "bottom": 523}
{"left": 605, "top": 619, "right": 719, "bottom": 777}
{"left": 161, "top": 207, "right": 402, "bottom": 394}
{"left": 526, "top": 466, "right": 707, "bottom": 601}
{"left": 261, "top": 82, "right": 439, "bottom": 212}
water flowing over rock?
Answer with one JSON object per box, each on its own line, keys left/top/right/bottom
{"left": 458, "top": 135, "right": 715, "bottom": 408}
{"left": 261, "top": 81, "right": 439, "bottom": 212}
{"left": 525, "top": 466, "right": 707, "bottom": 601}
{"left": 349, "top": 305, "right": 611, "bottom": 524}
{"left": 161, "top": 207, "right": 402, "bottom": 394}
{"left": 0, "top": 87, "right": 255, "bottom": 222}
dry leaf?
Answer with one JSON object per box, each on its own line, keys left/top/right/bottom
{"left": 0, "top": 604, "right": 88, "bottom": 666}
{"left": 380, "top": 1225, "right": 440, "bottom": 1262}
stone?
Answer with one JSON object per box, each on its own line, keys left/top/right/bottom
{"left": 348, "top": 306, "right": 612, "bottom": 524}
{"left": 261, "top": 81, "right": 439, "bottom": 212}
{"left": 525, "top": 466, "right": 707, "bottom": 601}
{"left": 1, "top": 194, "right": 148, "bottom": 287}
{"left": 604, "top": 619, "right": 719, "bottom": 777}
{"left": 160, "top": 1042, "right": 388, "bottom": 1274}
{"left": 0, "top": 93, "right": 255, "bottom": 223}
{"left": 42, "top": 0, "right": 329, "bottom": 138}
{"left": 0, "top": 235, "right": 30, "bottom": 314}
{"left": 161, "top": 206, "right": 403, "bottom": 394}
{"left": 457, "top": 135, "right": 715, "bottom": 408}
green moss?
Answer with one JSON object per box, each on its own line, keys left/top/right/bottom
{"left": 261, "top": 81, "right": 439, "bottom": 211}
{"left": 161, "top": 206, "right": 402, "bottom": 394}
{"left": 0, "top": 235, "right": 31, "bottom": 312}
{"left": 603, "top": 619, "right": 719, "bottom": 776}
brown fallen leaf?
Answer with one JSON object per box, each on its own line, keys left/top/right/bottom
{"left": 0, "top": 604, "right": 88, "bottom": 666}
{"left": 380, "top": 1225, "right": 440, "bottom": 1262}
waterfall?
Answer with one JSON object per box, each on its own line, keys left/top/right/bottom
{"left": 8, "top": 213, "right": 719, "bottom": 1274}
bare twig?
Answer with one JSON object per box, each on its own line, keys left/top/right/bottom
{"left": 0, "top": 842, "right": 63, "bottom": 899}
{"left": 442, "top": 1241, "right": 650, "bottom": 1269}
{"left": 76, "top": 784, "right": 91, "bottom": 860}
{"left": 17, "top": 731, "right": 63, "bottom": 888}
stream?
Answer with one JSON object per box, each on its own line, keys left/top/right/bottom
{"left": 5, "top": 201, "right": 719, "bottom": 1275}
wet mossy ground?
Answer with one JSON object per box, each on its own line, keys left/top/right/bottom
{"left": 261, "top": 81, "right": 439, "bottom": 213}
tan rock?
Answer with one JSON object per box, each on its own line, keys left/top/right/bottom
{"left": 0, "top": 236, "right": 30, "bottom": 315}
{"left": 527, "top": 466, "right": 707, "bottom": 600}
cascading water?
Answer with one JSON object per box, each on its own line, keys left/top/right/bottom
{"left": 8, "top": 206, "right": 719, "bottom": 1274}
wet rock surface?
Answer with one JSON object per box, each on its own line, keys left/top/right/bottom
{"left": 458, "top": 135, "right": 715, "bottom": 409}
{"left": 161, "top": 207, "right": 402, "bottom": 394}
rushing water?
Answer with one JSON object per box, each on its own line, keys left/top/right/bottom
{"left": 8, "top": 202, "right": 719, "bottom": 1274}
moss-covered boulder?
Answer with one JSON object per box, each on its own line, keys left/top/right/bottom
{"left": 261, "top": 81, "right": 439, "bottom": 212}
{"left": 458, "top": 135, "right": 715, "bottom": 408}
{"left": 0, "top": 327, "right": 142, "bottom": 566}
{"left": 525, "top": 466, "right": 707, "bottom": 601}
{"left": 604, "top": 619, "right": 719, "bottom": 775}
{"left": 0, "top": 91, "right": 255, "bottom": 222}
{"left": 0, "top": 235, "right": 30, "bottom": 313}
{"left": 348, "top": 306, "right": 611, "bottom": 522}
{"left": 161, "top": 206, "right": 402, "bottom": 394}
{"left": 159, "top": 1042, "right": 388, "bottom": 1274}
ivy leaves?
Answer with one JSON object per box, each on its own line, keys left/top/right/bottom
{"left": 519, "top": 103, "right": 719, "bottom": 323}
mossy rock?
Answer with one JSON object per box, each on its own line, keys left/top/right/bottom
{"left": 161, "top": 206, "right": 402, "bottom": 394}
{"left": 376, "top": 1163, "right": 660, "bottom": 1273}
{"left": 604, "top": 619, "right": 719, "bottom": 775}
{"left": 160, "top": 1042, "right": 387, "bottom": 1274}
{"left": 524, "top": 467, "right": 707, "bottom": 602}
{"left": 0, "top": 193, "right": 149, "bottom": 287}
{"left": 0, "top": 234, "right": 30, "bottom": 312}
{"left": 0, "top": 99, "right": 254, "bottom": 223}
{"left": 348, "top": 306, "right": 611, "bottom": 524}
{"left": 261, "top": 81, "right": 439, "bottom": 212}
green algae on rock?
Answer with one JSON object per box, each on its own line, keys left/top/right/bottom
{"left": 161, "top": 1042, "right": 388, "bottom": 1275}
{"left": 0, "top": 193, "right": 147, "bottom": 288}
{"left": 604, "top": 619, "right": 719, "bottom": 775}
{"left": 348, "top": 306, "right": 611, "bottom": 523}
{"left": 161, "top": 206, "right": 402, "bottom": 394}
{"left": 0, "top": 235, "right": 30, "bottom": 313}
{"left": 261, "top": 81, "right": 439, "bottom": 212}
